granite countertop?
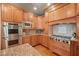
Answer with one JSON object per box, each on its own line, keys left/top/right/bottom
{"left": 0, "top": 44, "right": 41, "bottom": 56}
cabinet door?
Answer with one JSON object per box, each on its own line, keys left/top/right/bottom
{"left": 65, "top": 4, "right": 76, "bottom": 18}
{"left": 53, "top": 7, "right": 66, "bottom": 20}
{"left": 31, "top": 16, "right": 37, "bottom": 29}
{"left": 76, "top": 16, "right": 79, "bottom": 37}
{"left": 49, "top": 38, "right": 55, "bottom": 52}
{"left": 41, "top": 35, "right": 49, "bottom": 48}
{"left": 76, "top": 4, "right": 79, "bottom": 15}
{"left": 24, "top": 12, "right": 29, "bottom": 21}
{"left": 31, "top": 35, "right": 39, "bottom": 46}
{"left": 2, "top": 4, "right": 13, "bottom": 22}
{"left": 22, "top": 36, "right": 30, "bottom": 44}
{"left": 70, "top": 40, "right": 79, "bottom": 56}
{"left": 13, "top": 8, "right": 23, "bottom": 23}
{"left": 49, "top": 12, "right": 54, "bottom": 22}
{"left": 37, "top": 16, "right": 44, "bottom": 29}
{"left": 17, "top": 9, "right": 23, "bottom": 22}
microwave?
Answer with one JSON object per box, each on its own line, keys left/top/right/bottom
{"left": 23, "top": 22, "right": 32, "bottom": 29}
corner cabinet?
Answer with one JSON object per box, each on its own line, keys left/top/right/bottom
{"left": 22, "top": 36, "right": 31, "bottom": 44}
{"left": 30, "top": 35, "right": 39, "bottom": 46}
{"left": 40, "top": 35, "right": 49, "bottom": 48}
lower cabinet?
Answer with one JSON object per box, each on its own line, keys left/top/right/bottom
{"left": 22, "top": 35, "right": 70, "bottom": 56}
{"left": 22, "top": 36, "right": 31, "bottom": 44}
{"left": 30, "top": 35, "right": 39, "bottom": 46}
{"left": 40, "top": 35, "right": 49, "bottom": 48}
{"left": 49, "top": 38, "right": 70, "bottom": 56}
{"left": 70, "top": 40, "right": 79, "bottom": 56}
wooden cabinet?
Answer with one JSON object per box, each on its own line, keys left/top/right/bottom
{"left": 76, "top": 4, "right": 79, "bottom": 15}
{"left": 13, "top": 8, "right": 23, "bottom": 23}
{"left": 70, "top": 40, "right": 79, "bottom": 56}
{"left": 65, "top": 4, "right": 76, "bottom": 18}
{"left": 24, "top": 12, "right": 29, "bottom": 21}
{"left": 1, "top": 4, "right": 23, "bottom": 22}
{"left": 48, "top": 12, "right": 54, "bottom": 22}
{"left": 2, "top": 4, "right": 13, "bottom": 22}
{"left": 53, "top": 6, "right": 65, "bottom": 20}
{"left": 43, "top": 16, "right": 49, "bottom": 34}
{"left": 31, "top": 16, "right": 38, "bottom": 29}
{"left": 53, "top": 9, "right": 59, "bottom": 20}
{"left": 40, "top": 35, "right": 49, "bottom": 48}
{"left": 47, "top": 4, "right": 76, "bottom": 22}
{"left": 30, "top": 35, "right": 39, "bottom": 46}
{"left": 37, "top": 16, "right": 44, "bottom": 29}
{"left": 22, "top": 36, "right": 30, "bottom": 44}
{"left": 53, "top": 5, "right": 71, "bottom": 21}
{"left": 76, "top": 16, "right": 79, "bottom": 38}
{"left": 49, "top": 38, "right": 70, "bottom": 56}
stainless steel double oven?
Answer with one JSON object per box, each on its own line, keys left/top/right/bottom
{"left": 2, "top": 22, "right": 23, "bottom": 49}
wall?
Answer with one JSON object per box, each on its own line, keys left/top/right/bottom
{"left": 51, "top": 24, "right": 76, "bottom": 37}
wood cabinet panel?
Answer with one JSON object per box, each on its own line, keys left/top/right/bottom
{"left": 22, "top": 36, "right": 30, "bottom": 44}
{"left": 76, "top": 4, "right": 79, "bottom": 15}
{"left": 2, "top": 4, "right": 23, "bottom": 22}
{"left": 48, "top": 12, "right": 54, "bottom": 22}
{"left": 37, "top": 16, "right": 44, "bottom": 29}
{"left": 30, "top": 35, "right": 39, "bottom": 46}
{"left": 41, "top": 35, "right": 49, "bottom": 48}
{"left": 13, "top": 7, "right": 23, "bottom": 23}
{"left": 2, "top": 4, "right": 13, "bottom": 22}
{"left": 65, "top": 4, "right": 76, "bottom": 18}
{"left": 47, "top": 4, "right": 76, "bottom": 22}
{"left": 70, "top": 40, "right": 79, "bottom": 56}
{"left": 31, "top": 16, "right": 38, "bottom": 29}
{"left": 49, "top": 38, "right": 70, "bottom": 56}
{"left": 76, "top": 16, "right": 79, "bottom": 37}
{"left": 49, "top": 17, "right": 76, "bottom": 25}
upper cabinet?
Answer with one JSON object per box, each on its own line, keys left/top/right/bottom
{"left": 1, "top": 4, "right": 24, "bottom": 22}
{"left": 2, "top": 4, "right": 13, "bottom": 22}
{"left": 24, "top": 12, "right": 29, "bottom": 21}
{"left": 31, "top": 16, "right": 38, "bottom": 29}
{"left": 13, "top": 7, "right": 24, "bottom": 23}
{"left": 36, "top": 16, "right": 44, "bottom": 29}
{"left": 76, "top": 4, "right": 79, "bottom": 15}
{"left": 46, "top": 4, "right": 76, "bottom": 22}
{"left": 53, "top": 4, "right": 76, "bottom": 21}
{"left": 48, "top": 12, "right": 54, "bottom": 22}
{"left": 65, "top": 4, "right": 76, "bottom": 18}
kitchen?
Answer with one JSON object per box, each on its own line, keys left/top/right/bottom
{"left": 0, "top": 3, "right": 79, "bottom": 56}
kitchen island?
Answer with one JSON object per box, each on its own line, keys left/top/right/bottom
{"left": 0, "top": 43, "right": 41, "bottom": 56}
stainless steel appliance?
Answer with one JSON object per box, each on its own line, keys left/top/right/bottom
{"left": 2, "top": 22, "right": 23, "bottom": 49}
{"left": 23, "top": 21, "right": 32, "bottom": 29}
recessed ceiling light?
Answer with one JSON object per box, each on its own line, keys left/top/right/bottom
{"left": 47, "top": 3, "right": 51, "bottom": 6}
{"left": 34, "top": 7, "right": 37, "bottom": 10}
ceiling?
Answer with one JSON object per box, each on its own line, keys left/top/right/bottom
{"left": 12, "top": 3, "right": 48, "bottom": 16}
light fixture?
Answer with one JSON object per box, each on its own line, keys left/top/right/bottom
{"left": 34, "top": 7, "right": 37, "bottom": 10}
